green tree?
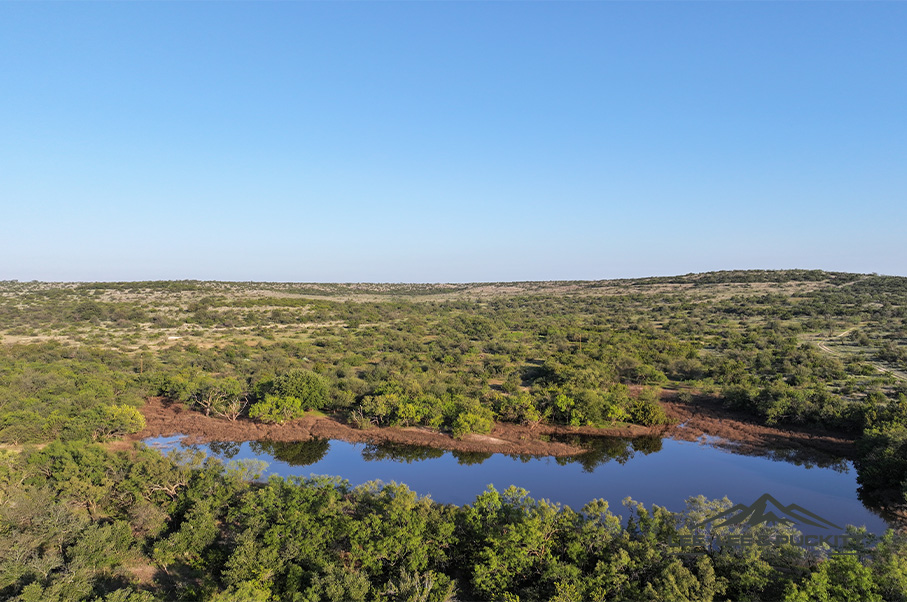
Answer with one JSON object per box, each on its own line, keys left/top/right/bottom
{"left": 271, "top": 369, "right": 329, "bottom": 411}
{"left": 628, "top": 388, "right": 670, "bottom": 426}
{"left": 784, "top": 556, "right": 882, "bottom": 602}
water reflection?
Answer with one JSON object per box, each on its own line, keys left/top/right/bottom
{"left": 361, "top": 442, "right": 444, "bottom": 463}
{"left": 195, "top": 434, "right": 854, "bottom": 477}
{"left": 144, "top": 433, "right": 893, "bottom": 534}
{"left": 361, "top": 443, "right": 498, "bottom": 466}
{"left": 684, "top": 437, "right": 852, "bottom": 472}
{"left": 452, "top": 450, "right": 494, "bottom": 465}
{"left": 552, "top": 435, "right": 663, "bottom": 472}
{"left": 248, "top": 438, "right": 330, "bottom": 466}
{"left": 208, "top": 440, "right": 241, "bottom": 459}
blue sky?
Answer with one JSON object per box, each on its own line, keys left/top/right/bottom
{"left": 1, "top": 2, "right": 904, "bottom": 282}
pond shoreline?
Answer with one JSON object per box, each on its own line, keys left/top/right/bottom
{"left": 131, "top": 394, "right": 857, "bottom": 461}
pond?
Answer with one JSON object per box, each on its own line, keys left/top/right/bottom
{"left": 145, "top": 434, "right": 893, "bottom": 534}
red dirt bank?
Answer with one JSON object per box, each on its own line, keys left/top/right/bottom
{"left": 132, "top": 393, "right": 856, "bottom": 460}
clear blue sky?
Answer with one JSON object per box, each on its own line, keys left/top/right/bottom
{"left": 1, "top": 2, "right": 904, "bottom": 282}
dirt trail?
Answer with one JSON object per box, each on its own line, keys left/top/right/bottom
{"left": 815, "top": 327, "right": 857, "bottom": 354}
{"left": 815, "top": 327, "right": 907, "bottom": 382}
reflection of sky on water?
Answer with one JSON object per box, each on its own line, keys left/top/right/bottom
{"left": 145, "top": 434, "right": 891, "bottom": 534}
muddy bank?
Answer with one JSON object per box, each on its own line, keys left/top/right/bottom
{"left": 132, "top": 395, "right": 857, "bottom": 461}
{"left": 659, "top": 392, "right": 858, "bottom": 463}
{"left": 133, "top": 397, "right": 640, "bottom": 456}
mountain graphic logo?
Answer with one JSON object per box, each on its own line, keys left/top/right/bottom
{"left": 694, "top": 493, "right": 842, "bottom": 530}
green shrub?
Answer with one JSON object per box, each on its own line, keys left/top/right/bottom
{"left": 249, "top": 394, "right": 306, "bottom": 424}
{"left": 0, "top": 410, "right": 46, "bottom": 444}
{"left": 628, "top": 388, "right": 670, "bottom": 426}
{"left": 452, "top": 407, "right": 494, "bottom": 439}
{"left": 856, "top": 424, "right": 907, "bottom": 501}
{"left": 270, "top": 369, "right": 329, "bottom": 411}
{"left": 61, "top": 405, "right": 146, "bottom": 441}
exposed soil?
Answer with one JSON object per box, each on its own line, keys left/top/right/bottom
{"left": 131, "top": 393, "right": 857, "bottom": 462}
{"left": 134, "top": 397, "right": 604, "bottom": 456}
{"left": 660, "top": 392, "right": 857, "bottom": 461}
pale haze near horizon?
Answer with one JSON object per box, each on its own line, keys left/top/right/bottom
{"left": 1, "top": 3, "right": 904, "bottom": 283}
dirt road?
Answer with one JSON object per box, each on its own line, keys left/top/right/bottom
{"left": 815, "top": 327, "right": 906, "bottom": 382}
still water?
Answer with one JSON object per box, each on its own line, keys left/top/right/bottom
{"left": 145, "top": 434, "right": 891, "bottom": 534}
